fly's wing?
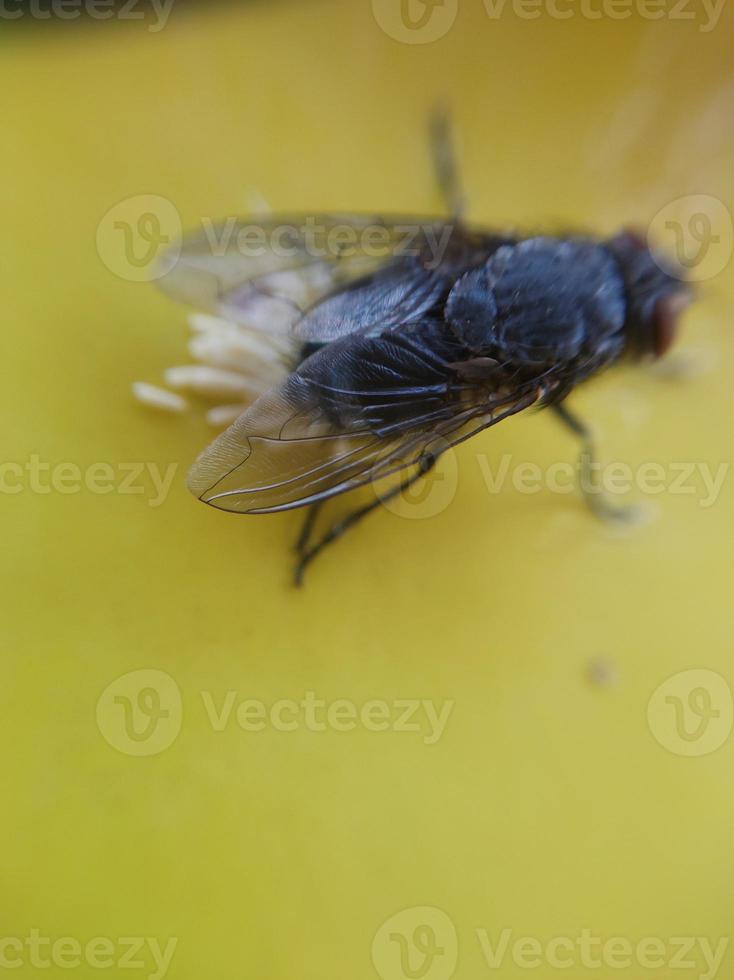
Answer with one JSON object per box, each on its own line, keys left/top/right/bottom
{"left": 293, "top": 256, "right": 449, "bottom": 343}
{"left": 187, "top": 321, "right": 544, "bottom": 513}
{"left": 158, "top": 214, "right": 505, "bottom": 340}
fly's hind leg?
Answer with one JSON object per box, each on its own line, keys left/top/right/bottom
{"left": 294, "top": 502, "right": 323, "bottom": 555}
{"left": 294, "top": 454, "right": 438, "bottom": 587}
{"left": 551, "top": 402, "right": 646, "bottom": 524}
{"left": 429, "top": 104, "right": 465, "bottom": 220}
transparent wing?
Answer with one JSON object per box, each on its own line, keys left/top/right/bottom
{"left": 158, "top": 213, "right": 505, "bottom": 339}
{"left": 294, "top": 256, "right": 449, "bottom": 343}
{"left": 187, "top": 322, "right": 544, "bottom": 513}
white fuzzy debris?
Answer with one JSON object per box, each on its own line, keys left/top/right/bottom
{"left": 206, "top": 404, "right": 249, "bottom": 427}
{"left": 163, "top": 365, "right": 260, "bottom": 399}
{"left": 189, "top": 313, "right": 292, "bottom": 352}
{"left": 264, "top": 269, "right": 331, "bottom": 306}
{"left": 220, "top": 293, "right": 301, "bottom": 334}
{"left": 132, "top": 382, "right": 188, "bottom": 413}
{"left": 187, "top": 317, "right": 292, "bottom": 380}
{"left": 188, "top": 313, "right": 228, "bottom": 334}
{"left": 136, "top": 309, "right": 296, "bottom": 428}
{"left": 191, "top": 314, "right": 298, "bottom": 355}
{"left": 189, "top": 329, "right": 288, "bottom": 365}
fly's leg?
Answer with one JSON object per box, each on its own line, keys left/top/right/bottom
{"left": 429, "top": 104, "right": 465, "bottom": 220}
{"left": 294, "top": 502, "right": 324, "bottom": 556}
{"left": 294, "top": 454, "right": 438, "bottom": 587}
{"left": 551, "top": 403, "right": 644, "bottom": 523}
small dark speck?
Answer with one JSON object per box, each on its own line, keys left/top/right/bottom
{"left": 587, "top": 658, "right": 620, "bottom": 688}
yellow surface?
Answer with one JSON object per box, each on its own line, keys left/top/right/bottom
{"left": 2, "top": 4, "right": 734, "bottom": 979}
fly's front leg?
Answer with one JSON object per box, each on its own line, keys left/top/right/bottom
{"left": 294, "top": 454, "right": 438, "bottom": 587}
{"left": 551, "top": 402, "right": 644, "bottom": 523}
{"left": 429, "top": 104, "right": 465, "bottom": 220}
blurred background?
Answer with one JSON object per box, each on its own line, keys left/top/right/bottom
{"left": 1, "top": 2, "right": 733, "bottom": 979}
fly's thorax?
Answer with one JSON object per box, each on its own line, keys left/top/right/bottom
{"left": 445, "top": 236, "right": 627, "bottom": 370}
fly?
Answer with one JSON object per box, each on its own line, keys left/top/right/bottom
{"left": 153, "top": 109, "right": 692, "bottom": 584}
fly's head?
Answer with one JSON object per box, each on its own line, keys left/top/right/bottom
{"left": 607, "top": 230, "right": 692, "bottom": 360}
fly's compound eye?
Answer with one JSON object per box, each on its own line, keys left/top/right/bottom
{"left": 615, "top": 227, "right": 648, "bottom": 252}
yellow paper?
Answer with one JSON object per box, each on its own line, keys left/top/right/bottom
{"left": 2, "top": 2, "right": 733, "bottom": 978}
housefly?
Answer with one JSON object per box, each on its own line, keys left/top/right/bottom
{"left": 155, "top": 112, "right": 692, "bottom": 584}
